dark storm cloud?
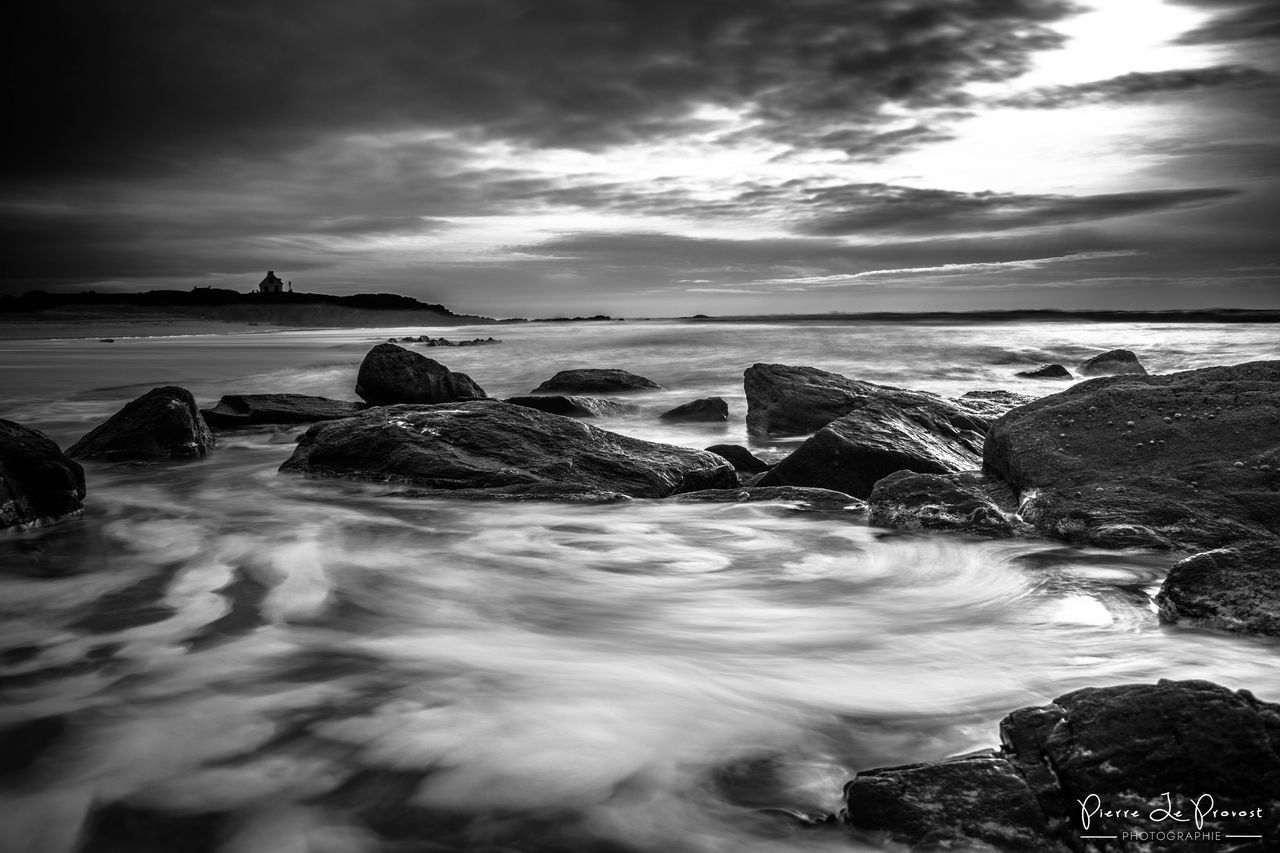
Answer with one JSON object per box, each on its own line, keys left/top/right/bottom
{"left": 1172, "top": 0, "right": 1280, "bottom": 43}
{"left": 6, "top": 0, "right": 1079, "bottom": 179}
{"left": 997, "top": 65, "right": 1274, "bottom": 109}
{"left": 798, "top": 185, "right": 1240, "bottom": 236}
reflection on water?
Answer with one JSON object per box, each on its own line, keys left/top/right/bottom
{"left": 2, "top": 321, "right": 1279, "bottom": 852}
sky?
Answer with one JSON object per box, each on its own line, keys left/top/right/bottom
{"left": 4, "top": 0, "right": 1279, "bottom": 318}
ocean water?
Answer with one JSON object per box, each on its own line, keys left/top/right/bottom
{"left": 1, "top": 319, "right": 1278, "bottom": 853}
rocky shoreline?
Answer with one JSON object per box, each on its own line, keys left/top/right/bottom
{"left": 3, "top": 341, "right": 1278, "bottom": 851}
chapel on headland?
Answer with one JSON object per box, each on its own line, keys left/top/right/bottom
{"left": 259, "top": 270, "right": 291, "bottom": 294}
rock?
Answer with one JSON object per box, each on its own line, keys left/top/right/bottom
{"left": 200, "top": 394, "right": 365, "bottom": 428}
{"left": 503, "top": 395, "right": 636, "bottom": 419}
{"left": 0, "top": 420, "right": 86, "bottom": 529}
{"left": 669, "top": 486, "right": 863, "bottom": 511}
{"left": 843, "top": 751, "right": 1065, "bottom": 853}
{"left": 1155, "top": 541, "right": 1280, "bottom": 636}
{"left": 982, "top": 360, "right": 1280, "bottom": 549}
{"left": 1015, "top": 364, "right": 1072, "bottom": 379}
{"left": 659, "top": 397, "right": 729, "bottom": 422}
{"left": 280, "top": 399, "right": 737, "bottom": 499}
{"left": 868, "top": 470, "right": 1015, "bottom": 537}
{"left": 531, "top": 369, "right": 663, "bottom": 395}
{"left": 1002, "top": 680, "right": 1280, "bottom": 847}
{"left": 354, "top": 343, "right": 487, "bottom": 405}
{"left": 704, "top": 444, "right": 772, "bottom": 474}
{"left": 744, "top": 363, "right": 995, "bottom": 437}
{"left": 757, "top": 400, "right": 985, "bottom": 499}
{"left": 1078, "top": 348, "right": 1148, "bottom": 376}
{"left": 67, "top": 386, "right": 215, "bottom": 461}
{"left": 842, "top": 680, "right": 1280, "bottom": 851}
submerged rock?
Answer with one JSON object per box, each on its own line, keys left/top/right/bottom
{"left": 843, "top": 679, "right": 1280, "bottom": 852}
{"left": 757, "top": 400, "right": 985, "bottom": 499}
{"left": 743, "top": 363, "right": 996, "bottom": 437}
{"left": 503, "top": 395, "right": 636, "bottom": 419}
{"left": 68, "top": 386, "right": 215, "bottom": 461}
{"left": 982, "top": 360, "right": 1280, "bottom": 549}
{"left": 659, "top": 397, "right": 729, "bottom": 422}
{"left": 280, "top": 399, "right": 736, "bottom": 499}
{"left": 956, "top": 390, "right": 1037, "bottom": 419}
{"left": 704, "top": 444, "right": 772, "bottom": 474}
{"left": 0, "top": 419, "right": 86, "bottom": 529}
{"left": 1015, "top": 364, "right": 1072, "bottom": 379}
{"left": 200, "top": 394, "right": 365, "bottom": 428}
{"left": 354, "top": 343, "right": 486, "bottom": 405}
{"left": 669, "top": 486, "right": 863, "bottom": 511}
{"left": 868, "top": 470, "right": 1015, "bottom": 537}
{"left": 1155, "top": 541, "right": 1280, "bottom": 636}
{"left": 1078, "top": 348, "right": 1148, "bottom": 376}
{"left": 531, "top": 368, "right": 664, "bottom": 394}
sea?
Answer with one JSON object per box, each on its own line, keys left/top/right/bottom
{"left": 1, "top": 318, "right": 1278, "bottom": 853}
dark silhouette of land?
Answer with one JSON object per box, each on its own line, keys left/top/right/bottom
{"left": 682, "top": 308, "right": 1280, "bottom": 324}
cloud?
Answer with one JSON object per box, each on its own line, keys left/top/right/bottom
{"left": 5, "top": 0, "right": 1080, "bottom": 180}
{"left": 1172, "top": 1, "right": 1280, "bottom": 43}
{"left": 996, "top": 65, "right": 1274, "bottom": 109}
{"left": 797, "top": 185, "right": 1240, "bottom": 236}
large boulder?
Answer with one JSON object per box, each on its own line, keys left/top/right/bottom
{"left": 757, "top": 400, "right": 985, "bottom": 499}
{"left": 868, "top": 470, "right": 1015, "bottom": 537}
{"left": 354, "top": 344, "right": 486, "bottom": 405}
{"left": 531, "top": 369, "right": 663, "bottom": 395}
{"left": 744, "top": 363, "right": 996, "bottom": 437}
{"left": 1155, "top": 541, "right": 1280, "bottom": 637}
{"left": 502, "top": 395, "right": 635, "bottom": 419}
{"left": 0, "top": 420, "right": 86, "bottom": 529}
{"left": 200, "top": 394, "right": 365, "bottom": 428}
{"left": 1078, "top": 348, "right": 1147, "bottom": 376}
{"left": 843, "top": 680, "right": 1280, "bottom": 851}
{"left": 982, "top": 361, "right": 1280, "bottom": 549}
{"left": 280, "top": 399, "right": 737, "bottom": 499}
{"left": 68, "top": 386, "right": 215, "bottom": 461}
{"left": 659, "top": 397, "right": 728, "bottom": 422}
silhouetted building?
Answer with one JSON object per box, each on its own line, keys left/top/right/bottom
{"left": 259, "top": 271, "right": 285, "bottom": 294}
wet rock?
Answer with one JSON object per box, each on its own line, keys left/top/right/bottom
{"left": 200, "top": 393, "right": 365, "bottom": 428}
{"left": 1155, "top": 541, "right": 1280, "bottom": 636}
{"left": 744, "top": 363, "right": 995, "bottom": 437}
{"left": 669, "top": 486, "right": 863, "bottom": 511}
{"left": 354, "top": 343, "right": 487, "bottom": 405}
{"left": 957, "top": 390, "right": 1037, "bottom": 419}
{"left": 1078, "top": 348, "right": 1148, "bottom": 376}
{"left": 982, "top": 360, "right": 1280, "bottom": 549}
{"left": 531, "top": 368, "right": 663, "bottom": 394}
{"left": 704, "top": 444, "right": 772, "bottom": 474}
{"left": 1003, "top": 680, "right": 1280, "bottom": 848}
{"left": 0, "top": 420, "right": 86, "bottom": 530}
{"left": 757, "top": 400, "right": 985, "bottom": 499}
{"left": 843, "top": 751, "right": 1065, "bottom": 853}
{"left": 503, "top": 395, "right": 636, "bottom": 419}
{"left": 1016, "top": 364, "right": 1072, "bottom": 379}
{"left": 68, "top": 386, "right": 215, "bottom": 461}
{"left": 842, "top": 679, "right": 1280, "bottom": 852}
{"left": 868, "top": 470, "right": 1015, "bottom": 537}
{"left": 659, "top": 397, "right": 729, "bottom": 422}
{"left": 280, "top": 399, "right": 736, "bottom": 499}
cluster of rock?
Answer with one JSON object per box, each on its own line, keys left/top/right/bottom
{"left": 5, "top": 340, "right": 1280, "bottom": 850}
{"left": 1015, "top": 348, "right": 1149, "bottom": 381}
{"left": 387, "top": 335, "right": 502, "bottom": 347}
{"left": 840, "top": 679, "right": 1279, "bottom": 851}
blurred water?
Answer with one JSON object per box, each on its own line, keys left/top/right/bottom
{"left": 1, "top": 320, "right": 1278, "bottom": 853}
